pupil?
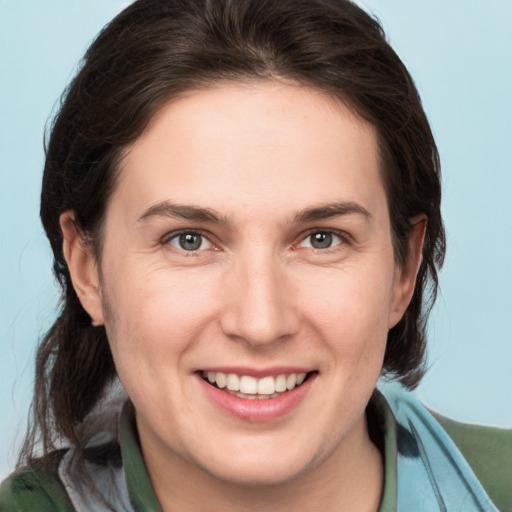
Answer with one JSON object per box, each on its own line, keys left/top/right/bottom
{"left": 179, "top": 233, "right": 201, "bottom": 251}
{"left": 311, "top": 232, "right": 332, "bottom": 249}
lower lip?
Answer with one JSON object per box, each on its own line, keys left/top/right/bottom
{"left": 198, "top": 373, "right": 316, "bottom": 422}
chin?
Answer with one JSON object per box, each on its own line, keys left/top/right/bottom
{"left": 193, "top": 443, "right": 322, "bottom": 489}
{"left": 209, "top": 464, "right": 307, "bottom": 488}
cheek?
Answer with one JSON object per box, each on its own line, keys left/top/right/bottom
{"left": 299, "top": 265, "right": 394, "bottom": 337}
{"left": 102, "top": 264, "right": 220, "bottom": 359}
{"left": 296, "top": 264, "right": 393, "bottom": 385}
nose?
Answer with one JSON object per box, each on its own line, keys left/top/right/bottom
{"left": 219, "top": 249, "right": 298, "bottom": 348}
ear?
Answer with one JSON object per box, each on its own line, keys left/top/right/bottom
{"left": 60, "top": 211, "right": 105, "bottom": 326}
{"left": 388, "top": 215, "right": 427, "bottom": 329}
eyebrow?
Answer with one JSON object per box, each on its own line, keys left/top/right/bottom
{"left": 293, "top": 202, "right": 372, "bottom": 223}
{"left": 137, "top": 201, "right": 228, "bottom": 224}
{"left": 137, "top": 200, "right": 371, "bottom": 226}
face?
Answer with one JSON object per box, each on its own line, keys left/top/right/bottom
{"left": 67, "top": 82, "right": 420, "bottom": 488}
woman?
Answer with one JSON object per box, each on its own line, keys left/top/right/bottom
{"left": 1, "top": 0, "right": 509, "bottom": 510}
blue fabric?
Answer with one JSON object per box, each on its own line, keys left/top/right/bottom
{"left": 386, "top": 391, "right": 499, "bottom": 511}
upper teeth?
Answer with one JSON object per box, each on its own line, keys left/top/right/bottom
{"left": 204, "top": 372, "right": 307, "bottom": 395}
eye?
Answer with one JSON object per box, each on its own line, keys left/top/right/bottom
{"left": 298, "top": 231, "right": 344, "bottom": 250}
{"left": 167, "top": 232, "right": 213, "bottom": 252}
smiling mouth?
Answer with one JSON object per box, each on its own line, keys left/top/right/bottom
{"left": 200, "top": 371, "right": 315, "bottom": 400}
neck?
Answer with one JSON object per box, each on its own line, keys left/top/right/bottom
{"left": 140, "top": 414, "right": 384, "bottom": 512}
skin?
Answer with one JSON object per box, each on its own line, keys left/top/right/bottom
{"left": 62, "top": 81, "right": 425, "bottom": 511}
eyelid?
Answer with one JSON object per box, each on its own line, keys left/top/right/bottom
{"left": 162, "top": 229, "right": 217, "bottom": 251}
{"left": 295, "top": 228, "right": 350, "bottom": 250}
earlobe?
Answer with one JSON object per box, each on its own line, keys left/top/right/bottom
{"left": 60, "top": 211, "right": 105, "bottom": 326}
{"left": 388, "top": 215, "right": 427, "bottom": 329}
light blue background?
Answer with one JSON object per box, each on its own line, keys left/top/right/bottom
{"left": 1, "top": 1, "right": 511, "bottom": 479}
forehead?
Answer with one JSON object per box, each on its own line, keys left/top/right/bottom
{"left": 113, "top": 81, "right": 385, "bottom": 223}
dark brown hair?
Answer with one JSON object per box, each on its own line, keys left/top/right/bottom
{"left": 21, "top": 0, "right": 445, "bottom": 466}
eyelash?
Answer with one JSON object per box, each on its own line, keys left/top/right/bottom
{"left": 162, "top": 230, "right": 216, "bottom": 254}
{"left": 295, "top": 229, "right": 349, "bottom": 252}
{"left": 162, "top": 228, "right": 350, "bottom": 255}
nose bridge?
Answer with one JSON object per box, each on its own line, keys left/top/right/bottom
{"left": 220, "top": 245, "right": 296, "bottom": 346}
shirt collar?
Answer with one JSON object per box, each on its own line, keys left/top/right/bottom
{"left": 119, "top": 401, "right": 163, "bottom": 512}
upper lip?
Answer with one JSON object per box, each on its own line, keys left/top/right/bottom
{"left": 196, "top": 366, "right": 315, "bottom": 378}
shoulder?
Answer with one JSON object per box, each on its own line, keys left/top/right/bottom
{"left": 0, "top": 453, "right": 74, "bottom": 512}
{"left": 379, "top": 388, "right": 511, "bottom": 511}
{"left": 432, "top": 412, "right": 512, "bottom": 512}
